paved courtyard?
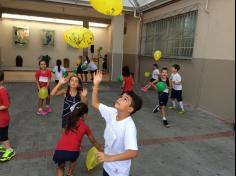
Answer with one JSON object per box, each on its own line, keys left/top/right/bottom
{"left": 0, "top": 82, "right": 235, "bottom": 176}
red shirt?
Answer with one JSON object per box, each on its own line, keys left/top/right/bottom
{"left": 56, "top": 119, "right": 92, "bottom": 151}
{"left": 35, "top": 69, "right": 52, "bottom": 88}
{"left": 123, "top": 75, "right": 134, "bottom": 92}
{"left": 0, "top": 87, "right": 10, "bottom": 128}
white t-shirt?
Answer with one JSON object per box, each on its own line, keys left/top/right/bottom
{"left": 99, "top": 104, "right": 138, "bottom": 176}
{"left": 82, "top": 61, "right": 89, "bottom": 71}
{"left": 53, "top": 66, "right": 66, "bottom": 81}
{"left": 152, "top": 69, "right": 160, "bottom": 80}
{"left": 88, "top": 61, "right": 97, "bottom": 71}
{"left": 170, "top": 73, "right": 182, "bottom": 90}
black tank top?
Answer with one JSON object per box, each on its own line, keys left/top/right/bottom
{"left": 62, "top": 93, "right": 81, "bottom": 119}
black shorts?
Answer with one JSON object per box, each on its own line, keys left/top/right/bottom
{"left": 83, "top": 71, "right": 88, "bottom": 74}
{"left": 159, "top": 92, "right": 169, "bottom": 106}
{"left": 62, "top": 118, "right": 67, "bottom": 129}
{"left": 0, "top": 126, "right": 9, "bottom": 142}
{"left": 102, "top": 64, "right": 107, "bottom": 70}
{"left": 90, "top": 70, "right": 97, "bottom": 74}
{"left": 77, "top": 67, "right": 83, "bottom": 74}
{"left": 150, "top": 78, "right": 156, "bottom": 83}
{"left": 171, "top": 89, "right": 183, "bottom": 102}
{"left": 53, "top": 150, "right": 80, "bottom": 166}
{"left": 55, "top": 80, "right": 59, "bottom": 84}
{"left": 103, "top": 169, "right": 109, "bottom": 176}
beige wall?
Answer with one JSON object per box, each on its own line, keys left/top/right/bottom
{"left": 0, "top": 19, "right": 110, "bottom": 68}
{"left": 140, "top": 0, "right": 235, "bottom": 122}
{"left": 110, "top": 15, "right": 124, "bottom": 81}
{"left": 123, "top": 15, "right": 140, "bottom": 80}
{"left": 124, "top": 15, "right": 140, "bottom": 55}
{"left": 88, "top": 27, "right": 110, "bottom": 58}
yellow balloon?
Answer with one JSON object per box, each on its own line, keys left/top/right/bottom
{"left": 90, "top": 0, "right": 123, "bottom": 16}
{"left": 38, "top": 88, "right": 48, "bottom": 99}
{"left": 154, "top": 50, "right": 162, "bottom": 61}
{"left": 64, "top": 27, "right": 94, "bottom": 49}
{"left": 86, "top": 147, "right": 100, "bottom": 171}
{"left": 144, "top": 72, "right": 151, "bottom": 77}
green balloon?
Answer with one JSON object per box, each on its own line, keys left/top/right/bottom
{"left": 156, "top": 82, "right": 167, "bottom": 93}
{"left": 63, "top": 71, "right": 68, "bottom": 77}
{"left": 81, "top": 64, "right": 88, "bottom": 70}
{"left": 117, "top": 75, "right": 123, "bottom": 82}
{"left": 73, "top": 70, "right": 77, "bottom": 74}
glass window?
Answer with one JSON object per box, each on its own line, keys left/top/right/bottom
{"left": 143, "top": 10, "right": 198, "bottom": 59}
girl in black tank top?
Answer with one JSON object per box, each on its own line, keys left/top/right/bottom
{"left": 51, "top": 75, "right": 88, "bottom": 130}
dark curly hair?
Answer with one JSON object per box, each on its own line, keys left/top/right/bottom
{"left": 122, "top": 66, "right": 131, "bottom": 77}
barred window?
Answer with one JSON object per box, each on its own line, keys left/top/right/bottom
{"left": 143, "top": 10, "right": 198, "bottom": 59}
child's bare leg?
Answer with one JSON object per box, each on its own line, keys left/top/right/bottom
{"left": 161, "top": 106, "right": 169, "bottom": 127}
{"left": 46, "top": 89, "right": 50, "bottom": 106}
{"left": 80, "top": 74, "right": 84, "bottom": 81}
{"left": 171, "top": 99, "right": 176, "bottom": 108}
{"left": 2, "top": 140, "right": 11, "bottom": 149}
{"left": 67, "top": 161, "right": 77, "bottom": 176}
{"left": 146, "top": 84, "right": 151, "bottom": 89}
{"left": 57, "top": 164, "right": 65, "bottom": 176}
{"left": 38, "top": 99, "right": 43, "bottom": 109}
{"left": 85, "top": 74, "right": 88, "bottom": 82}
{"left": 46, "top": 96, "right": 50, "bottom": 106}
{"left": 160, "top": 106, "right": 166, "bottom": 118}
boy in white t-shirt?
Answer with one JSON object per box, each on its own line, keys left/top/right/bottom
{"left": 169, "top": 64, "right": 186, "bottom": 114}
{"left": 92, "top": 71, "right": 143, "bottom": 176}
{"left": 142, "top": 64, "right": 160, "bottom": 93}
{"left": 88, "top": 60, "right": 98, "bottom": 81}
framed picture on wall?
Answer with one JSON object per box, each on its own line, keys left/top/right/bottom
{"left": 13, "top": 26, "right": 29, "bottom": 46}
{"left": 41, "top": 29, "right": 55, "bottom": 47}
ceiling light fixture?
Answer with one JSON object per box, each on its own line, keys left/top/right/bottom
{"left": 2, "top": 13, "right": 83, "bottom": 26}
{"left": 89, "top": 22, "right": 109, "bottom": 28}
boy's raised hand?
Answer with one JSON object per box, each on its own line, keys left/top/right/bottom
{"left": 93, "top": 70, "right": 103, "bottom": 86}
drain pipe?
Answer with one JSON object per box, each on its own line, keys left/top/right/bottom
{"left": 205, "top": 0, "right": 210, "bottom": 14}
{"left": 137, "top": 12, "right": 144, "bottom": 83}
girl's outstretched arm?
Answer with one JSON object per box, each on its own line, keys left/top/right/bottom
{"left": 51, "top": 77, "right": 67, "bottom": 96}
{"left": 88, "top": 134, "right": 104, "bottom": 152}
{"left": 80, "top": 88, "right": 88, "bottom": 104}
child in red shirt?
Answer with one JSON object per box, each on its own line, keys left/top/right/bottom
{"left": 35, "top": 59, "right": 52, "bottom": 116}
{"left": 0, "top": 70, "right": 16, "bottom": 162}
{"left": 122, "top": 66, "right": 134, "bottom": 93}
{"left": 53, "top": 102, "right": 102, "bottom": 176}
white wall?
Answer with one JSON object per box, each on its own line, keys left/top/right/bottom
{"left": 0, "top": 19, "right": 110, "bottom": 68}
{"left": 143, "top": 0, "right": 235, "bottom": 61}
